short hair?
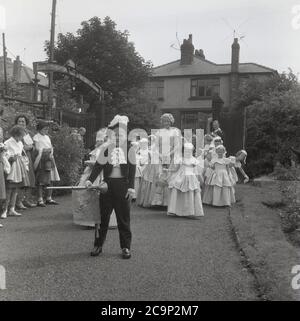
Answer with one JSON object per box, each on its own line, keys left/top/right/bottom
{"left": 10, "top": 125, "right": 26, "bottom": 138}
{"left": 15, "top": 114, "right": 30, "bottom": 126}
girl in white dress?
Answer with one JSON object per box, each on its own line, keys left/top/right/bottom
{"left": 2, "top": 126, "right": 30, "bottom": 218}
{"left": 167, "top": 143, "right": 204, "bottom": 219}
{"left": 203, "top": 145, "right": 235, "bottom": 207}
{"left": 137, "top": 136, "right": 159, "bottom": 208}
{"left": 152, "top": 113, "right": 181, "bottom": 207}
{"left": 33, "top": 121, "right": 60, "bottom": 207}
{"left": 134, "top": 138, "right": 149, "bottom": 199}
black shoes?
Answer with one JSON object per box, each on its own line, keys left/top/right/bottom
{"left": 90, "top": 246, "right": 102, "bottom": 257}
{"left": 90, "top": 247, "right": 131, "bottom": 259}
{"left": 45, "top": 199, "right": 59, "bottom": 205}
{"left": 122, "top": 248, "right": 131, "bottom": 259}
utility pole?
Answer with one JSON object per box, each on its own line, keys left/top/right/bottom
{"left": 48, "top": 0, "right": 57, "bottom": 119}
{"left": 2, "top": 33, "right": 8, "bottom": 96}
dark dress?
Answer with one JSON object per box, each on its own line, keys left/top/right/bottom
{"left": 22, "top": 132, "right": 36, "bottom": 188}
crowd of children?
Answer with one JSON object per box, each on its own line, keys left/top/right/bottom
{"left": 135, "top": 114, "right": 249, "bottom": 219}
{"left": 0, "top": 114, "right": 60, "bottom": 228}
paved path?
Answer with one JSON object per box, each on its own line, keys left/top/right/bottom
{"left": 0, "top": 196, "right": 257, "bottom": 301}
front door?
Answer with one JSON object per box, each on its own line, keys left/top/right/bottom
{"left": 180, "top": 111, "right": 211, "bottom": 132}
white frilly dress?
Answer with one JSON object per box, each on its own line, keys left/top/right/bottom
{"left": 151, "top": 127, "right": 181, "bottom": 207}
{"left": 137, "top": 150, "right": 159, "bottom": 208}
{"left": 167, "top": 157, "right": 204, "bottom": 218}
{"left": 4, "top": 137, "right": 30, "bottom": 187}
{"left": 134, "top": 147, "right": 149, "bottom": 198}
{"left": 202, "top": 157, "right": 236, "bottom": 207}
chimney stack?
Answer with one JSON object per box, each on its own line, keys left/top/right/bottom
{"left": 180, "top": 34, "right": 194, "bottom": 65}
{"left": 13, "top": 55, "right": 22, "bottom": 83}
{"left": 195, "top": 49, "right": 205, "bottom": 59}
{"left": 231, "top": 38, "right": 240, "bottom": 73}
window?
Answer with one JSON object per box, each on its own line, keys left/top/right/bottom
{"left": 190, "top": 78, "right": 220, "bottom": 98}
{"left": 146, "top": 80, "right": 164, "bottom": 100}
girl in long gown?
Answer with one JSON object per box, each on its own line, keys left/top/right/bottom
{"left": 134, "top": 138, "right": 149, "bottom": 200}
{"left": 137, "top": 136, "right": 158, "bottom": 207}
{"left": 151, "top": 113, "right": 181, "bottom": 207}
{"left": 167, "top": 143, "right": 204, "bottom": 218}
{"left": 202, "top": 145, "right": 236, "bottom": 207}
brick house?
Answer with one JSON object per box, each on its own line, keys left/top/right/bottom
{"left": 0, "top": 55, "right": 49, "bottom": 103}
{"left": 147, "top": 35, "right": 277, "bottom": 140}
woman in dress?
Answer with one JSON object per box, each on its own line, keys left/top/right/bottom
{"left": 151, "top": 113, "right": 181, "bottom": 207}
{"left": 33, "top": 121, "right": 60, "bottom": 207}
{"left": 1, "top": 125, "right": 30, "bottom": 218}
{"left": 167, "top": 143, "right": 204, "bottom": 218}
{"left": 15, "top": 115, "right": 37, "bottom": 209}
{"left": 202, "top": 145, "right": 236, "bottom": 207}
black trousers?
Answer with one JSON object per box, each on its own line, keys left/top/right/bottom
{"left": 94, "top": 178, "right": 132, "bottom": 249}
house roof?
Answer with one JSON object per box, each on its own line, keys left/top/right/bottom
{"left": 0, "top": 57, "right": 48, "bottom": 87}
{"left": 151, "top": 56, "right": 277, "bottom": 78}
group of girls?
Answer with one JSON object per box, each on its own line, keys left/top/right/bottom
{"left": 135, "top": 113, "right": 249, "bottom": 219}
{"left": 0, "top": 113, "right": 60, "bottom": 228}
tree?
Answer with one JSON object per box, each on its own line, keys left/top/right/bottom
{"left": 238, "top": 71, "right": 300, "bottom": 177}
{"left": 45, "top": 16, "right": 157, "bottom": 129}
{"left": 45, "top": 16, "right": 152, "bottom": 100}
{"left": 235, "top": 69, "right": 298, "bottom": 110}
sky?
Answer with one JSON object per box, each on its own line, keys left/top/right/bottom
{"left": 0, "top": 0, "right": 299, "bottom": 76}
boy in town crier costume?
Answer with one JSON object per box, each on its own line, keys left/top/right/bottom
{"left": 86, "top": 115, "right": 136, "bottom": 259}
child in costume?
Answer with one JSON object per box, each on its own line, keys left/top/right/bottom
{"left": 152, "top": 113, "right": 181, "bottom": 207}
{"left": 167, "top": 143, "right": 204, "bottom": 218}
{"left": 134, "top": 138, "right": 149, "bottom": 198}
{"left": 137, "top": 135, "right": 159, "bottom": 208}
{"left": 203, "top": 145, "right": 235, "bottom": 207}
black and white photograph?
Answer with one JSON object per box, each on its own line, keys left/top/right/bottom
{"left": 0, "top": 0, "right": 300, "bottom": 307}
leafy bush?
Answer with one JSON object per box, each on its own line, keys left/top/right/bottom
{"left": 236, "top": 71, "right": 300, "bottom": 178}
{"left": 51, "top": 125, "right": 86, "bottom": 188}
